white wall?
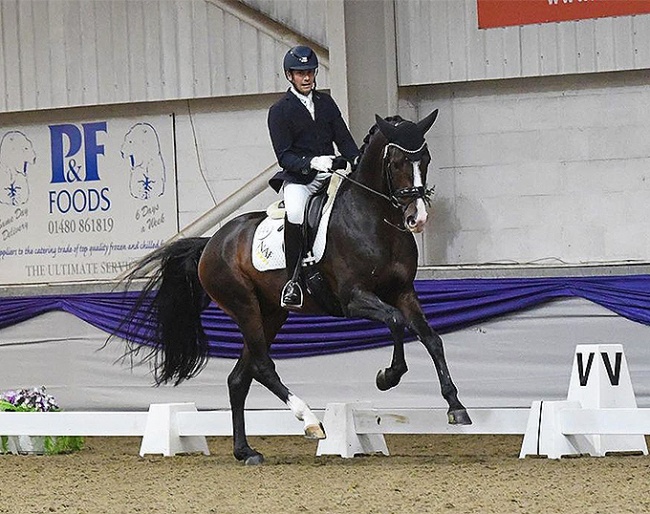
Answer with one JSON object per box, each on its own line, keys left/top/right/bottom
{"left": 0, "top": 0, "right": 319, "bottom": 114}
{"left": 408, "top": 69, "right": 650, "bottom": 266}
{"left": 396, "top": 0, "right": 650, "bottom": 86}
{"left": 242, "top": 0, "right": 328, "bottom": 47}
{"left": 173, "top": 94, "right": 281, "bottom": 230}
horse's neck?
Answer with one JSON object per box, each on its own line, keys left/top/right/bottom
{"left": 333, "top": 139, "right": 399, "bottom": 231}
{"left": 353, "top": 136, "right": 386, "bottom": 189}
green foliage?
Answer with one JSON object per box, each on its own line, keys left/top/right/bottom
{"left": 0, "top": 399, "right": 38, "bottom": 412}
{"left": 0, "top": 387, "right": 84, "bottom": 455}
{"left": 43, "top": 435, "right": 85, "bottom": 455}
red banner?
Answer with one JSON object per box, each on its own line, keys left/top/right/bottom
{"left": 477, "top": 0, "right": 650, "bottom": 29}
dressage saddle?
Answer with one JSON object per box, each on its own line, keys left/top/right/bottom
{"left": 297, "top": 157, "right": 348, "bottom": 316}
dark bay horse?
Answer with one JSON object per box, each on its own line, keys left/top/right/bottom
{"left": 117, "top": 110, "right": 471, "bottom": 464}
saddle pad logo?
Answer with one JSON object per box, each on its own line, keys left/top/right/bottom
{"left": 252, "top": 218, "right": 285, "bottom": 270}
{"left": 252, "top": 203, "right": 335, "bottom": 272}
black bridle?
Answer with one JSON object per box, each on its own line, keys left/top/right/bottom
{"left": 331, "top": 142, "right": 435, "bottom": 232}
{"left": 382, "top": 143, "right": 435, "bottom": 209}
{"left": 333, "top": 141, "right": 435, "bottom": 210}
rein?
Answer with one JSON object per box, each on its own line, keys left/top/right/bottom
{"left": 331, "top": 168, "right": 406, "bottom": 231}
{"left": 331, "top": 168, "right": 393, "bottom": 204}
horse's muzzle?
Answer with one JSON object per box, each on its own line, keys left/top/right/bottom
{"left": 405, "top": 199, "right": 428, "bottom": 233}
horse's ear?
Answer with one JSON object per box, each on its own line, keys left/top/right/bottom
{"left": 416, "top": 109, "right": 439, "bottom": 135}
{"left": 375, "top": 114, "right": 399, "bottom": 141}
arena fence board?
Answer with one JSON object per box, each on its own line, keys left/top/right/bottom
{"left": 0, "top": 403, "right": 531, "bottom": 457}
{"left": 2, "top": 402, "right": 649, "bottom": 459}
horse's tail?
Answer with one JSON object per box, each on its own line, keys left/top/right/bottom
{"left": 115, "top": 237, "right": 211, "bottom": 386}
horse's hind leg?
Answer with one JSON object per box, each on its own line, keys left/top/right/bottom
{"left": 255, "top": 311, "right": 324, "bottom": 439}
{"left": 247, "top": 344, "right": 325, "bottom": 440}
{"left": 227, "top": 307, "right": 324, "bottom": 465}
{"left": 227, "top": 350, "right": 260, "bottom": 464}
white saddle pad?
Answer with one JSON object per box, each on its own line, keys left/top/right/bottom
{"left": 252, "top": 173, "right": 344, "bottom": 272}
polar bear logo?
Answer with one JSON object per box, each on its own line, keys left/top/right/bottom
{"left": 0, "top": 131, "right": 36, "bottom": 206}
{"left": 121, "top": 123, "right": 166, "bottom": 200}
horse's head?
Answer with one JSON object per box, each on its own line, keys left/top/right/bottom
{"left": 374, "top": 110, "right": 438, "bottom": 233}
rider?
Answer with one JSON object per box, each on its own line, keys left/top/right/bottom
{"left": 268, "top": 45, "right": 360, "bottom": 309}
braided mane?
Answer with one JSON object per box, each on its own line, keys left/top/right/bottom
{"left": 357, "top": 115, "right": 405, "bottom": 161}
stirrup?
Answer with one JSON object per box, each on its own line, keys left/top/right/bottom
{"left": 281, "top": 280, "right": 303, "bottom": 309}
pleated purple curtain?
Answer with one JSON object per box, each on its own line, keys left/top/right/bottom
{"left": 1, "top": 275, "right": 649, "bottom": 359}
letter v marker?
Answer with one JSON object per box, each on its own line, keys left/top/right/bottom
{"left": 601, "top": 351, "right": 622, "bottom": 386}
{"left": 577, "top": 352, "right": 595, "bottom": 387}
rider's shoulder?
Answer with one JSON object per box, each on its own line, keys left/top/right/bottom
{"left": 270, "top": 89, "right": 299, "bottom": 111}
{"left": 268, "top": 95, "right": 290, "bottom": 120}
{"left": 313, "top": 91, "right": 341, "bottom": 112}
{"left": 313, "top": 90, "right": 334, "bottom": 103}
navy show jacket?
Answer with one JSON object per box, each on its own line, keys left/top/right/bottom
{"left": 267, "top": 89, "right": 360, "bottom": 193}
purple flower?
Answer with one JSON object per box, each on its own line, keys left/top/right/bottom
{"left": 0, "top": 386, "right": 60, "bottom": 412}
{"left": 0, "top": 390, "right": 17, "bottom": 404}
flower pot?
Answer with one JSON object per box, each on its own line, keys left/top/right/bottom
{"left": 6, "top": 435, "right": 47, "bottom": 455}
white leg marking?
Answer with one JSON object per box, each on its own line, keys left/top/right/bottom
{"left": 287, "top": 393, "right": 320, "bottom": 428}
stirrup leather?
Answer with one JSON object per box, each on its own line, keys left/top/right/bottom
{"left": 281, "top": 280, "right": 303, "bottom": 308}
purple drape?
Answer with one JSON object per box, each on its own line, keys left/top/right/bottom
{"left": 1, "top": 275, "right": 649, "bottom": 359}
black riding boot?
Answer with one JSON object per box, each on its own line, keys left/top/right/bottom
{"left": 281, "top": 221, "right": 304, "bottom": 309}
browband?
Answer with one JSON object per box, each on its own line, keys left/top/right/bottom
{"left": 383, "top": 141, "right": 428, "bottom": 160}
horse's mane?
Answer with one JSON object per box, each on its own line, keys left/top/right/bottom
{"left": 357, "top": 115, "right": 405, "bottom": 162}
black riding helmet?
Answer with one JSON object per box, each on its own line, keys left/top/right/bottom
{"left": 283, "top": 46, "right": 318, "bottom": 72}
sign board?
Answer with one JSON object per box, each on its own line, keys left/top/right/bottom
{"left": 0, "top": 114, "right": 178, "bottom": 284}
{"left": 477, "top": 0, "right": 650, "bottom": 29}
{"left": 567, "top": 344, "right": 646, "bottom": 456}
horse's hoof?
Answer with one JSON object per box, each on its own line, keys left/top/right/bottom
{"left": 305, "top": 423, "right": 326, "bottom": 440}
{"left": 376, "top": 369, "right": 390, "bottom": 391}
{"left": 235, "top": 446, "right": 264, "bottom": 465}
{"left": 376, "top": 369, "right": 399, "bottom": 391}
{"left": 244, "top": 454, "right": 265, "bottom": 466}
{"left": 448, "top": 409, "right": 472, "bottom": 425}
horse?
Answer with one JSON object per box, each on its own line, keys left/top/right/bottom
{"left": 116, "top": 109, "right": 472, "bottom": 465}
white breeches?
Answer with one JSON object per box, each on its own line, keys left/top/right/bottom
{"left": 283, "top": 172, "right": 330, "bottom": 224}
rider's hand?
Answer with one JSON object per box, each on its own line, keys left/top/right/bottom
{"left": 310, "top": 155, "right": 335, "bottom": 172}
{"left": 332, "top": 156, "right": 348, "bottom": 171}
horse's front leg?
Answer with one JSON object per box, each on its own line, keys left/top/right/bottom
{"left": 397, "top": 291, "right": 472, "bottom": 425}
{"left": 343, "top": 288, "right": 410, "bottom": 391}
{"left": 345, "top": 288, "right": 471, "bottom": 425}
{"left": 376, "top": 335, "right": 407, "bottom": 391}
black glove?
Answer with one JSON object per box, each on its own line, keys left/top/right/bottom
{"left": 332, "top": 156, "right": 348, "bottom": 171}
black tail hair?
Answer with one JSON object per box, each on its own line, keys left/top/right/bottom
{"left": 112, "top": 237, "right": 211, "bottom": 385}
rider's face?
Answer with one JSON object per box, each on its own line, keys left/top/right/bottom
{"left": 287, "top": 69, "right": 316, "bottom": 95}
